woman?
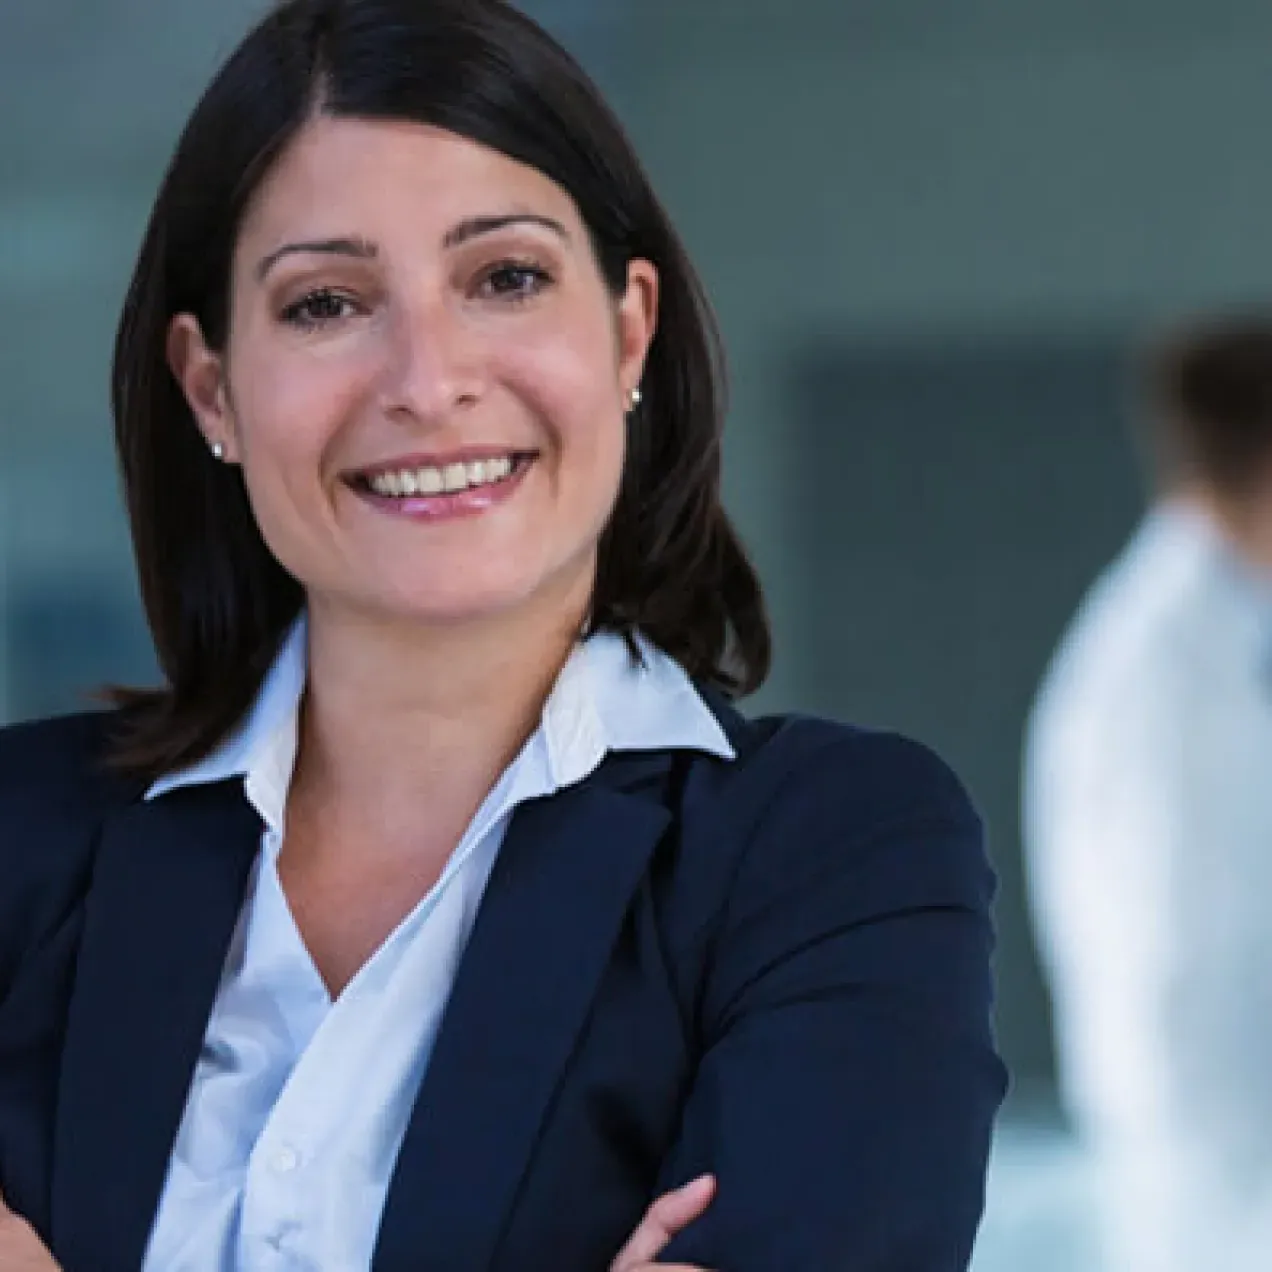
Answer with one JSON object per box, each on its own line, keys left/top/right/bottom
{"left": 0, "top": 1, "right": 1006, "bottom": 1268}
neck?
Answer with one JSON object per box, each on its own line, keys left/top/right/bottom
{"left": 1169, "top": 484, "right": 1272, "bottom": 575}
{"left": 292, "top": 581, "right": 590, "bottom": 824}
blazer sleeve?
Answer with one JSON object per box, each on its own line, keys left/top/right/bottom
{"left": 0, "top": 712, "right": 122, "bottom": 1002}
{"left": 659, "top": 727, "right": 1007, "bottom": 1272}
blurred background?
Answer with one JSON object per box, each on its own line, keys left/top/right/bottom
{"left": 8, "top": 1, "right": 1272, "bottom": 1267}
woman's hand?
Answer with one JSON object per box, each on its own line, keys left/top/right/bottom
{"left": 609, "top": 1174, "right": 716, "bottom": 1271}
{"left": 0, "top": 1190, "right": 60, "bottom": 1270}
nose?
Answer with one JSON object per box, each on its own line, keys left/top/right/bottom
{"left": 378, "top": 296, "right": 486, "bottom": 425}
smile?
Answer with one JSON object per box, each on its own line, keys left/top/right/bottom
{"left": 360, "top": 453, "right": 524, "bottom": 498}
{"left": 347, "top": 450, "right": 535, "bottom": 521}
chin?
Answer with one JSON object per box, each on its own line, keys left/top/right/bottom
{"left": 376, "top": 574, "right": 554, "bottom": 628}
{"left": 322, "top": 547, "right": 595, "bottom": 632}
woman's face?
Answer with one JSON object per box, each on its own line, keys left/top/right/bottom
{"left": 170, "top": 116, "right": 657, "bottom": 631}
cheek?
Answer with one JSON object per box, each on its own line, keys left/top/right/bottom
{"left": 228, "top": 348, "right": 368, "bottom": 542}
{"left": 234, "top": 323, "right": 378, "bottom": 458}
{"left": 501, "top": 335, "right": 626, "bottom": 485}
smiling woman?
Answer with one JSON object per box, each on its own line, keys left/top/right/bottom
{"left": 0, "top": 2, "right": 1006, "bottom": 1271}
{"left": 166, "top": 114, "right": 660, "bottom": 649}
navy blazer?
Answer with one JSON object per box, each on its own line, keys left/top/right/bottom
{"left": 0, "top": 697, "right": 1006, "bottom": 1271}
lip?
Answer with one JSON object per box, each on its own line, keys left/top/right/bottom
{"left": 345, "top": 446, "right": 536, "bottom": 482}
{"left": 348, "top": 452, "right": 534, "bottom": 523}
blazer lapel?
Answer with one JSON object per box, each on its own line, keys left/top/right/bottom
{"left": 373, "top": 755, "right": 675, "bottom": 1272}
{"left": 50, "top": 781, "right": 261, "bottom": 1272}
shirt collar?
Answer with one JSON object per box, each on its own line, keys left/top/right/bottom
{"left": 144, "top": 616, "right": 306, "bottom": 820}
{"left": 541, "top": 628, "right": 735, "bottom": 788}
{"left": 144, "top": 619, "right": 734, "bottom": 825}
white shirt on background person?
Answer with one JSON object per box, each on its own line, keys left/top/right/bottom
{"left": 1024, "top": 502, "right": 1272, "bottom": 1271}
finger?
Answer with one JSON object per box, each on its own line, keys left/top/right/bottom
{"left": 626, "top": 1266, "right": 715, "bottom": 1272}
{"left": 626, "top": 1266, "right": 714, "bottom": 1271}
{"left": 610, "top": 1175, "right": 716, "bottom": 1271}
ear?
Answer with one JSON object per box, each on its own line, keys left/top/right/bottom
{"left": 167, "top": 313, "right": 238, "bottom": 462}
{"left": 615, "top": 257, "right": 659, "bottom": 403}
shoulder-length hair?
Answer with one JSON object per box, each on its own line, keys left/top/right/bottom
{"left": 108, "top": 0, "right": 770, "bottom": 781}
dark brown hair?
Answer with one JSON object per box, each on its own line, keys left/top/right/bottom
{"left": 108, "top": 0, "right": 770, "bottom": 781}
{"left": 1145, "top": 316, "right": 1272, "bottom": 496}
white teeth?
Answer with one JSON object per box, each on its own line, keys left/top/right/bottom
{"left": 366, "top": 456, "right": 519, "bottom": 498}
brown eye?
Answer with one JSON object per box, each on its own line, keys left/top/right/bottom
{"left": 480, "top": 262, "right": 551, "bottom": 301}
{"left": 280, "top": 288, "right": 358, "bottom": 329}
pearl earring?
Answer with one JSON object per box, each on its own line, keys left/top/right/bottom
{"left": 210, "top": 441, "right": 225, "bottom": 461}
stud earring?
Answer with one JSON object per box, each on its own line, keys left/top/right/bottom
{"left": 627, "top": 386, "right": 643, "bottom": 411}
{"left": 210, "top": 441, "right": 225, "bottom": 461}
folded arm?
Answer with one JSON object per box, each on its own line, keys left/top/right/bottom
{"left": 660, "top": 732, "right": 1007, "bottom": 1271}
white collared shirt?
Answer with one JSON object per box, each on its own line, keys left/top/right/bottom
{"left": 140, "top": 623, "right": 733, "bottom": 1272}
{"left": 1023, "top": 503, "right": 1272, "bottom": 1271}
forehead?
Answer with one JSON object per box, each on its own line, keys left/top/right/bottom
{"left": 237, "top": 115, "right": 580, "bottom": 248}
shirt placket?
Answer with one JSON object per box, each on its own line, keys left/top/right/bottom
{"left": 236, "top": 841, "right": 485, "bottom": 1269}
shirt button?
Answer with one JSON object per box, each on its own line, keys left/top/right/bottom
{"left": 271, "top": 1144, "right": 300, "bottom": 1174}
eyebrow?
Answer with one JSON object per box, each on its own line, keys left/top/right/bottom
{"left": 442, "top": 212, "right": 571, "bottom": 250}
{"left": 255, "top": 236, "right": 377, "bottom": 282}
{"left": 255, "top": 214, "right": 571, "bottom": 282}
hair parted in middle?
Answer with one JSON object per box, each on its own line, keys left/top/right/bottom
{"left": 108, "top": 0, "right": 771, "bottom": 781}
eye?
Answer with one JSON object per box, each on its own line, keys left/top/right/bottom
{"left": 478, "top": 260, "right": 552, "bottom": 302}
{"left": 279, "top": 288, "right": 360, "bottom": 330}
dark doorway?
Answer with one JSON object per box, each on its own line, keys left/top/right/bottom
{"left": 789, "top": 329, "right": 1144, "bottom": 1097}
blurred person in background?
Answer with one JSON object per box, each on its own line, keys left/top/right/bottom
{"left": 1024, "top": 318, "right": 1272, "bottom": 1270}
{"left": 0, "top": 1, "right": 1006, "bottom": 1269}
